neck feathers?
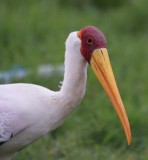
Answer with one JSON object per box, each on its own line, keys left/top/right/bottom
{"left": 59, "top": 31, "right": 88, "bottom": 111}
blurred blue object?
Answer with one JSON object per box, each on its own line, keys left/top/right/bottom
{"left": 0, "top": 64, "right": 64, "bottom": 84}
{"left": 0, "top": 65, "right": 29, "bottom": 83}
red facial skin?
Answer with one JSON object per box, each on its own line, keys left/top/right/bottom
{"left": 78, "top": 26, "right": 107, "bottom": 64}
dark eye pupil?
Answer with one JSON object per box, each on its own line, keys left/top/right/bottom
{"left": 87, "top": 37, "right": 93, "bottom": 44}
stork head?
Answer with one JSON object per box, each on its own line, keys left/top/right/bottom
{"left": 78, "top": 26, "right": 132, "bottom": 145}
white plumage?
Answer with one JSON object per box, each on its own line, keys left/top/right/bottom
{"left": 0, "top": 26, "right": 132, "bottom": 159}
{"left": 0, "top": 32, "right": 87, "bottom": 159}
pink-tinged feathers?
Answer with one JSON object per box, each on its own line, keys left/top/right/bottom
{"left": 78, "top": 26, "right": 107, "bottom": 64}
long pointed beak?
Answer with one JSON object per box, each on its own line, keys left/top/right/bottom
{"left": 90, "top": 48, "right": 132, "bottom": 145}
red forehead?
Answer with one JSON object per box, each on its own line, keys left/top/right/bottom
{"left": 78, "top": 26, "right": 107, "bottom": 48}
{"left": 78, "top": 26, "right": 107, "bottom": 64}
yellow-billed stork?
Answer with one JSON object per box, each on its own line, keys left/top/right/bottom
{"left": 0, "top": 26, "right": 131, "bottom": 160}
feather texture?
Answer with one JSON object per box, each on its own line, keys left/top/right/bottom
{"left": 0, "top": 32, "right": 88, "bottom": 159}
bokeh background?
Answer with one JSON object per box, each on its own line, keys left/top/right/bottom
{"left": 0, "top": 0, "right": 148, "bottom": 159}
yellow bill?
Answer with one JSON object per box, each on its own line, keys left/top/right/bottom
{"left": 90, "top": 48, "right": 132, "bottom": 145}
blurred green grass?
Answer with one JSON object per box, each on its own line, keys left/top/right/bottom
{"left": 0, "top": 0, "right": 147, "bottom": 159}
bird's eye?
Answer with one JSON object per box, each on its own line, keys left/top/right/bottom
{"left": 87, "top": 37, "right": 93, "bottom": 44}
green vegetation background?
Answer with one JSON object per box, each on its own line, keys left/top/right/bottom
{"left": 0, "top": 0, "right": 147, "bottom": 159}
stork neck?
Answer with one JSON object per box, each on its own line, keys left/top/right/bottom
{"left": 59, "top": 52, "right": 87, "bottom": 109}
